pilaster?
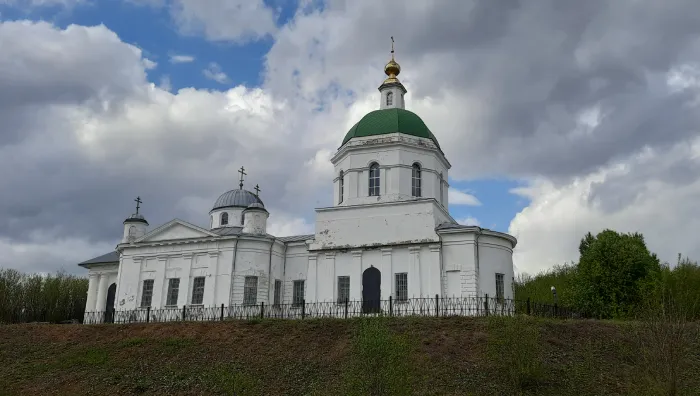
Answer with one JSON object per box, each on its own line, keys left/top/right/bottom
{"left": 325, "top": 251, "right": 336, "bottom": 302}
{"left": 307, "top": 254, "right": 318, "bottom": 302}
{"left": 180, "top": 253, "right": 193, "bottom": 306}
{"left": 154, "top": 256, "right": 167, "bottom": 308}
{"left": 408, "top": 246, "right": 421, "bottom": 298}
{"left": 429, "top": 244, "right": 441, "bottom": 297}
{"left": 95, "top": 274, "right": 109, "bottom": 314}
{"left": 126, "top": 256, "right": 144, "bottom": 310}
{"left": 381, "top": 248, "right": 392, "bottom": 300}
{"left": 349, "top": 171, "right": 359, "bottom": 200}
{"left": 204, "top": 251, "right": 219, "bottom": 306}
{"left": 86, "top": 273, "right": 99, "bottom": 312}
{"left": 351, "top": 250, "right": 363, "bottom": 300}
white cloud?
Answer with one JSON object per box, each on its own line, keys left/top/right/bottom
{"left": 142, "top": 58, "right": 157, "bottom": 70}
{"left": 268, "top": 215, "right": 314, "bottom": 237}
{"left": 158, "top": 75, "right": 172, "bottom": 91}
{"left": 509, "top": 138, "right": 700, "bottom": 275}
{"left": 448, "top": 189, "right": 481, "bottom": 206}
{"left": 169, "top": 54, "right": 194, "bottom": 63}
{"left": 0, "top": 0, "right": 84, "bottom": 7}
{"left": 0, "top": 20, "right": 337, "bottom": 273}
{"left": 170, "top": 0, "right": 277, "bottom": 43}
{"left": 456, "top": 216, "right": 480, "bottom": 226}
{"left": 202, "top": 62, "right": 229, "bottom": 84}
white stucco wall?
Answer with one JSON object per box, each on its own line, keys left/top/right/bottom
{"left": 477, "top": 234, "right": 516, "bottom": 300}
{"left": 210, "top": 208, "right": 245, "bottom": 228}
{"left": 84, "top": 265, "right": 119, "bottom": 312}
{"left": 379, "top": 85, "right": 406, "bottom": 110}
{"left": 310, "top": 200, "right": 452, "bottom": 250}
{"left": 242, "top": 209, "right": 268, "bottom": 235}
{"left": 331, "top": 133, "right": 450, "bottom": 207}
{"left": 116, "top": 240, "right": 236, "bottom": 311}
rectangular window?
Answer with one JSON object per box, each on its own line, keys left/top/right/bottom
{"left": 395, "top": 273, "right": 408, "bottom": 302}
{"left": 411, "top": 165, "right": 422, "bottom": 197}
{"left": 274, "top": 279, "right": 282, "bottom": 306}
{"left": 292, "top": 280, "right": 305, "bottom": 307}
{"left": 140, "top": 279, "right": 154, "bottom": 308}
{"left": 191, "top": 276, "right": 205, "bottom": 305}
{"left": 243, "top": 276, "right": 258, "bottom": 305}
{"left": 368, "top": 165, "right": 380, "bottom": 196}
{"left": 495, "top": 273, "right": 505, "bottom": 301}
{"left": 337, "top": 276, "right": 350, "bottom": 304}
{"left": 166, "top": 278, "right": 180, "bottom": 306}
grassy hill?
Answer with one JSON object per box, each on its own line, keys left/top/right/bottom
{"left": 1, "top": 316, "right": 698, "bottom": 396}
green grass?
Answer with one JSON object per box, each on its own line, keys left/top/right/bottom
{"left": 0, "top": 316, "right": 698, "bottom": 395}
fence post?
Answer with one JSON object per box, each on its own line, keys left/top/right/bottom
{"left": 389, "top": 296, "right": 393, "bottom": 317}
{"left": 182, "top": 305, "right": 186, "bottom": 322}
{"left": 301, "top": 299, "right": 306, "bottom": 319}
{"left": 146, "top": 307, "right": 150, "bottom": 323}
{"left": 554, "top": 302, "right": 558, "bottom": 318}
{"left": 526, "top": 297, "right": 531, "bottom": 315}
{"left": 435, "top": 294, "right": 439, "bottom": 317}
{"left": 484, "top": 294, "right": 489, "bottom": 316}
{"left": 220, "top": 304, "right": 224, "bottom": 321}
{"left": 260, "top": 302, "right": 265, "bottom": 319}
{"left": 344, "top": 298, "right": 349, "bottom": 319}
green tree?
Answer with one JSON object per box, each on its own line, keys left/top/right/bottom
{"left": 571, "top": 229, "right": 661, "bottom": 319}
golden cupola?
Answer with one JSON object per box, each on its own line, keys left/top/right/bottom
{"left": 383, "top": 37, "right": 402, "bottom": 85}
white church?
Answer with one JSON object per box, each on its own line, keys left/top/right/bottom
{"left": 78, "top": 47, "right": 517, "bottom": 321}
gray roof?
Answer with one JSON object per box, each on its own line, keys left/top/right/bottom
{"left": 78, "top": 251, "right": 119, "bottom": 267}
{"left": 212, "top": 189, "right": 264, "bottom": 211}
{"left": 123, "top": 213, "right": 148, "bottom": 224}
{"left": 77, "top": 233, "right": 314, "bottom": 268}
{"left": 436, "top": 222, "right": 474, "bottom": 230}
{"left": 277, "top": 234, "right": 314, "bottom": 243}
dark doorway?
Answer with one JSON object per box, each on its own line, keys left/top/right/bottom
{"left": 105, "top": 283, "right": 116, "bottom": 323}
{"left": 362, "top": 266, "right": 381, "bottom": 314}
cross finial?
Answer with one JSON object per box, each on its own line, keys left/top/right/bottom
{"left": 134, "top": 196, "right": 142, "bottom": 214}
{"left": 238, "top": 166, "right": 247, "bottom": 189}
{"left": 254, "top": 184, "right": 261, "bottom": 196}
{"left": 390, "top": 36, "right": 395, "bottom": 59}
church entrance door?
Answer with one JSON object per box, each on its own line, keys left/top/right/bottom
{"left": 105, "top": 283, "right": 116, "bottom": 323}
{"left": 362, "top": 266, "right": 381, "bottom": 314}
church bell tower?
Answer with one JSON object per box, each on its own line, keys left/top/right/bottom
{"left": 122, "top": 196, "right": 149, "bottom": 243}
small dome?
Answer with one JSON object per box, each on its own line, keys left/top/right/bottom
{"left": 123, "top": 213, "right": 148, "bottom": 225}
{"left": 342, "top": 108, "right": 441, "bottom": 149}
{"left": 385, "top": 59, "right": 401, "bottom": 77}
{"left": 243, "top": 202, "right": 268, "bottom": 212}
{"left": 212, "top": 189, "right": 264, "bottom": 212}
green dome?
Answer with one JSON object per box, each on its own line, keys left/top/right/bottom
{"left": 342, "top": 108, "right": 441, "bottom": 149}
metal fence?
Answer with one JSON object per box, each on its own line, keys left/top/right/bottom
{"left": 82, "top": 295, "right": 584, "bottom": 325}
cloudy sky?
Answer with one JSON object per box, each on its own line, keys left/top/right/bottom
{"left": 1, "top": 0, "right": 700, "bottom": 276}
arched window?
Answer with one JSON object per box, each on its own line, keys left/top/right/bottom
{"left": 338, "top": 170, "right": 344, "bottom": 204}
{"left": 411, "top": 163, "right": 422, "bottom": 197}
{"left": 386, "top": 92, "right": 393, "bottom": 106}
{"left": 368, "top": 163, "right": 380, "bottom": 196}
{"left": 439, "top": 172, "right": 444, "bottom": 204}
{"left": 220, "top": 212, "right": 229, "bottom": 226}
